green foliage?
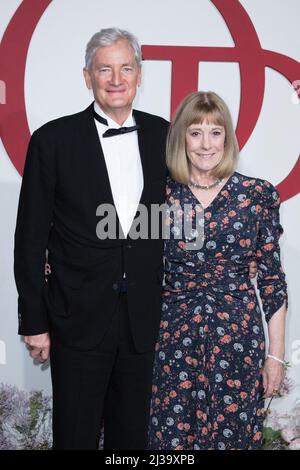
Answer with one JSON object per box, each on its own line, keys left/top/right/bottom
{"left": 262, "top": 427, "right": 287, "bottom": 450}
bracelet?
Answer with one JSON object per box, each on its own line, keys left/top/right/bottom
{"left": 267, "top": 354, "right": 286, "bottom": 365}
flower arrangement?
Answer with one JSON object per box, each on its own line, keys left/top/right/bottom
{"left": 262, "top": 368, "right": 300, "bottom": 450}
{"left": 263, "top": 401, "right": 300, "bottom": 450}
{"left": 1, "top": 375, "right": 299, "bottom": 450}
{"left": 0, "top": 383, "right": 52, "bottom": 450}
{"left": 0, "top": 382, "right": 106, "bottom": 450}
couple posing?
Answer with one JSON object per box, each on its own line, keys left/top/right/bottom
{"left": 14, "top": 28, "right": 287, "bottom": 450}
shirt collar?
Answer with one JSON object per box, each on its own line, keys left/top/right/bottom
{"left": 93, "top": 102, "right": 134, "bottom": 128}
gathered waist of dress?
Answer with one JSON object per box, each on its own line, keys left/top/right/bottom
{"left": 164, "top": 259, "right": 255, "bottom": 295}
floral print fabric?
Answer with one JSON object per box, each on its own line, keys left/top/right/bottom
{"left": 148, "top": 172, "right": 288, "bottom": 450}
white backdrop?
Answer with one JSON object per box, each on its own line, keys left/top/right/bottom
{"left": 0, "top": 0, "right": 299, "bottom": 417}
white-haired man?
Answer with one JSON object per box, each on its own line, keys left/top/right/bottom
{"left": 14, "top": 28, "right": 168, "bottom": 450}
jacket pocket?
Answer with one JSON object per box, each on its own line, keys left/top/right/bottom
{"left": 46, "top": 266, "right": 87, "bottom": 318}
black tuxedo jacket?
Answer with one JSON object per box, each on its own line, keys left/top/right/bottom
{"left": 14, "top": 103, "right": 169, "bottom": 352}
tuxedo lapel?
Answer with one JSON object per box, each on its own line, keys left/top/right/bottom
{"left": 133, "top": 110, "right": 151, "bottom": 207}
{"left": 81, "top": 104, "right": 115, "bottom": 206}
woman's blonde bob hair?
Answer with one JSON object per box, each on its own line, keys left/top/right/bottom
{"left": 166, "top": 91, "right": 239, "bottom": 184}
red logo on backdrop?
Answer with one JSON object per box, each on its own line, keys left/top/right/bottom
{"left": 0, "top": 0, "right": 299, "bottom": 202}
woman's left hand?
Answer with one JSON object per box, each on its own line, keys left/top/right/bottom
{"left": 261, "top": 357, "right": 284, "bottom": 398}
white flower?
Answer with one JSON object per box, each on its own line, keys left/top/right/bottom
{"left": 171, "top": 438, "right": 179, "bottom": 447}
{"left": 166, "top": 417, "right": 174, "bottom": 426}
{"left": 179, "top": 371, "right": 188, "bottom": 381}
{"left": 288, "top": 438, "right": 300, "bottom": 450}
{"left": 173, "top": 405, "right": 183, "bottom": 413}
{"left": 282, "top": 427, "right": 297, "bottom": 443}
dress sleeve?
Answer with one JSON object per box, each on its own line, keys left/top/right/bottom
{"left": 256, "top": 181, "right": 288, "bottom": 323}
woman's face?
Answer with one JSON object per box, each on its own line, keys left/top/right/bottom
{"left": 185, "top": 121, "right": 226, "bottom": 176}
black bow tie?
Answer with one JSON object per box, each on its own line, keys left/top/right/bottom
{"left": 102, "top": 126, "right": 139, "bottom": 138}
{"left": 93, "top": 110, "right": 139, "bottom": 138}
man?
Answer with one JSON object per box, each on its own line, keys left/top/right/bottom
{"left": 14, "top": 28, "right": 168, "bottom": 450}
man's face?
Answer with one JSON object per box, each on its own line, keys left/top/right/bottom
{"left": 84, "top": 39, "right": 141, "bottom": 120}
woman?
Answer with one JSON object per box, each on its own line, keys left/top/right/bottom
{"left": 148, "top": 91, "right": 288, "bottom": 450}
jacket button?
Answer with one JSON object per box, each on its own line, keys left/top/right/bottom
{"left": 127, "top": 244, "right": 132, "bottom": 249}
{"left": 112, "top": 283, "right": 119, "bottom": 291}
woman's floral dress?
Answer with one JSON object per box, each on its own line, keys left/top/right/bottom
{"left": 148, "top": 172, "right": 288, "bottom": 450}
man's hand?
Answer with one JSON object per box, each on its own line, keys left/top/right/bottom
{"left": 249, "top": 260, "right": 257, "bottom": 279}
{"left": 24, "top": 333, "right": 51, "bottom": 363}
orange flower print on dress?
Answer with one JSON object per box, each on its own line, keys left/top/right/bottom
{"left": 220, "top": 334, "right": 231, "bottom": 344}
{"left": 226, "top": 403, "right": 239, "bottom": 413}
{"left": 179, "top": 380, "right": 192, "bottom": 389}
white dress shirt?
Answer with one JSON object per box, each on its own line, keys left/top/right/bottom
{"left": 93, "top": 102, "right": 143, "bottom": 238}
